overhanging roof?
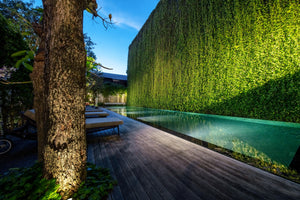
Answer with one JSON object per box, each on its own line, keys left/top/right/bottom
{"left": 102, "top": 73, "right": 127, "bottom": 81}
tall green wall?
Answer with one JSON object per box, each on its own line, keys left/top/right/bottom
{"left": 127, "top": 0, "right": 300, "bottom": 123}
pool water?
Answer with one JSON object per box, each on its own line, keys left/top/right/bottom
{"left": 109, "top": 106, "right": 300, "bottom": 170}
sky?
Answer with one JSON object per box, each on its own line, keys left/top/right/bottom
{"left": 27, "top": 0, "right": 160, "bottom": 75}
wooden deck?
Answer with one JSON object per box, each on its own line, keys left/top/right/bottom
{"left": 87, "top": 109, "right": 300, "bottom": 200}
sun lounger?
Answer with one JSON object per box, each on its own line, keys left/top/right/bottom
{"left": 22, "top": 109, "right": 122, "bottom": 135}
{"left": 85, "top": 106, "right": 103, "bottom": 112}
{"left": 24, "top": 109, "right": 109, "bottom": 119}
{"left": 85, "top": 112, "right": 109, "bottom": 118}
{"left": 86, "top": 117, "right": 123, "bottom": 135}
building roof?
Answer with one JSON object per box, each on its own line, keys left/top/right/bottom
{"left": 102, "top": 72, "right": 127, "bottom": 81}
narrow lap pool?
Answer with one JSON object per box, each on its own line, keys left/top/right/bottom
{"left": 109, "top": 106, "right": 300, "bottom": 181}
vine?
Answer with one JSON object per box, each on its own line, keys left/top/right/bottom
{"left": 127, "top": 0, "right": 300, "bottom": 123}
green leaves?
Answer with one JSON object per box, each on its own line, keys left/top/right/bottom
{"left": 23, "top": 62, "right": 33, "bottom": 71}
{"left": 86, "top": 56, "right": 99, "bottom": 75}
{"left": 11, "top": 50, "right": 28, "bottom": 57}
{"left": 0, "top": 163, "right": 61, "bottom": 200}
{"left": 101, "top": 82, "right": 127, "bottom": 97}
{"left": 127, "top": 0, "right": 300, "bottom": 123}
{"left": 11, "top": 50, "right": 34, "bottom": 71}
{"left": 0, "top": 163, "right": 116, "bottom": 200}
{"left": 72, "top": 163, "right": 117, "bottom": 200}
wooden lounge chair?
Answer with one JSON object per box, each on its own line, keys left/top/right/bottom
{"left": 85, "top": 111, "right": 109, "bottom": 118}
{"left": 24, "top": 109, "right": 109, "bottom": 119}
{"left": 85, "top": 106, "right": 103, "bottom": 112}
{"left": 86, "top": 117, "right": 123, "bottom": 135}
{"left": 22, "top": 109, "right": 122, "bottom": 135}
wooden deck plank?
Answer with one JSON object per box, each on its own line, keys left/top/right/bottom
{"left": 117, "top": 125, "right": 252, "bottom": 199}
{"left": 181, "top": 148, "right": 293, "bottom": 198}
{"left": 86, "top": 109, "right": 300, "bottom": 200}
{"left": 99, "top": 140, "right": 125, "bottom": 200}
{"left": 87, "top": 134, "right": 124, "bottom": 200}
{"left": 126, "top": 128, "right": 248, "bottom": 199}
{"left": 102, "top": 141, "right": 137, "bottom": 200}
{"left": 87, "top": 139, "right": 95, "bottom": 164}
{"left": 110, "top": 140, "right": 170, "bottom": 200}
{"left": 105, "top": 141, "right": 149, "bottom": 200}
{"left": 111, "top": 131, "right": 187, "bottom": 200}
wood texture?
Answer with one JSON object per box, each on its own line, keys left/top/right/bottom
{"left": 87, "top": 109, "right": 300, "bottom": 200}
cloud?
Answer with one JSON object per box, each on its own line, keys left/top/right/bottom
{"left": 100, "top": 5, "right": 143, "bottom": 31}
{"left": 112, "top": 15, "right": 142, "bottom": 31}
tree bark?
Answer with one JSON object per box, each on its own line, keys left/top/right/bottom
{"left": 30, "top": 22, "right": 46, "bottom": 162}
{"left": 42, "top": 0, "right": 87, "bottom": 198}
{"left": 30, "top": 48, "right": 46, "bottom": 162}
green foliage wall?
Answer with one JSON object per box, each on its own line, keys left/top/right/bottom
{"left": 127, "top": 0, "right": 300, "bottom": 123}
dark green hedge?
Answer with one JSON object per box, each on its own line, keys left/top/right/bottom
{"left": 127, "top": 0, "right": 300, "bottom": 123}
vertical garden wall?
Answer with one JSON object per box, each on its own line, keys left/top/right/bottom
{"left": 127, "top": 0, "right": 300, "bottom": 123}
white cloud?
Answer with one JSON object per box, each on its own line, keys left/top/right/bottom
{"left": 112, "top": 15, "right": 142, "bottom": 31}
{"left": 99, "top": 1, "right": 143, "bottom": 31}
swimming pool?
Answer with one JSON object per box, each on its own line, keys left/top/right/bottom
{"left": 109, "top": 106, "right": 300, "bottom": 173}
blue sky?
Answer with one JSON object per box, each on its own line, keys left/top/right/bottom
{"left": 28, "top": 0, "right": 160, "bottom": 75}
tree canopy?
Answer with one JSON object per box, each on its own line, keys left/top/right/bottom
{"left": 0, "top": 13, "right": 33, "bottom": 131}
{"left": 0, "top": 0, "right": 42, "bottom": 51}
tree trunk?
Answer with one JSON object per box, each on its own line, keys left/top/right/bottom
{"left": 30, "top": 23, "right": 46, "bottom": 161}
{"left": 30, "top": 48, "right": 46, "bottom": 162}
{"left": 42, "top": 0, "right": 87, "bottom": 198}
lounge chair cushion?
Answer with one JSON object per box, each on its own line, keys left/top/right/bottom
{"left": 86, "top": 117, "right": 123, "bottom": 129}
{"left": 23, "top": 109, "right": 108, "bottom": 121}
{"left": 23, "top": 109, "right": 122, "bottom": 135}
{"left": 85, "top": 112, "right": 109, "bottom": 117}
{"left": 85, "top": 107, "right": 103, "bottom": 112}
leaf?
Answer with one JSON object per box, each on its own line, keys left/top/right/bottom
{"left": 86, "top": 7, "right": 92, "bottom": 14}
{"left": 15, "top": 59, "right": 23, "bottom": 69}
{"left": 27, "top": 51, "right": 35, "bottom": 59}
{"left": 33, "top": 8, "right": 44, "bottom": 13}
{"left": 23, "top": 63, "right": 33, "bottom": 71}
{"left": 11, "top": 50, "right": 27, "bottom": 58}
{"left": 21, "top": 32, "right": 31, "bottom": 36}
{"left": 23, "top": 54, "right": 31, "bottom": 61}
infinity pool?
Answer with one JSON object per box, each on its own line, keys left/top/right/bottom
{"left": 109, "top": 106, "right": 300, "bottom": 172}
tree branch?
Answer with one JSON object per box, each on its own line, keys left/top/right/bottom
{"left": 94, "top": 62, "right": 113, "bottom": 70}
{"left": 85, "top": 0, "right": 113, "bottom": 29}
{"left": 0, "top": 80, "right": 32, "bottom": 85}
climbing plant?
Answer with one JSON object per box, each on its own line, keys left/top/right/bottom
{"left": 127, "top": 0, "right": 300, "bottom": 123}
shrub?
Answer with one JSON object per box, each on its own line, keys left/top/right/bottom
{"left": 0, "top": 163, "right": 116, "bottom": 200}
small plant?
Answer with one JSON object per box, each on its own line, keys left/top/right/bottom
{"left": 73, "top": 164, "right": 117, "bottom": 200}
{"left": 0, "top": 162, "right": 116, "bottom": 200}
{"left": 0, "top": 163, "right": 61, "bottom": 200}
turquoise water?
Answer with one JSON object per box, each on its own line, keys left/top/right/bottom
{"left": 109, "top": 106, "right": 300, "bottom": 168}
